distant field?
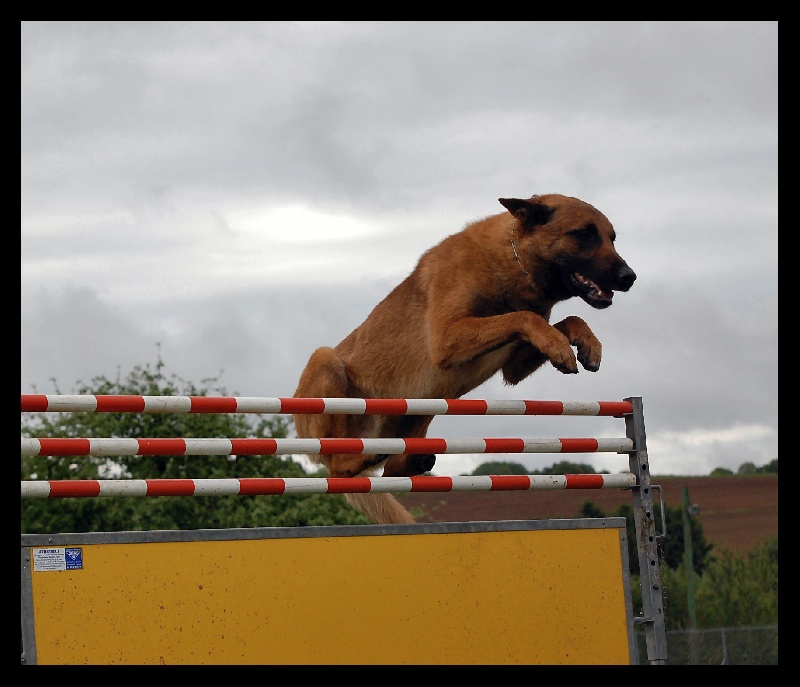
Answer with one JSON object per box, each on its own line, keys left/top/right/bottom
{"left": 399, "top": 474, "right": 778, "bottom": 552}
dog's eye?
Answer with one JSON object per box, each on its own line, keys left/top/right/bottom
{"left": 570, "top": 225, "right": 600, "bottom": 246}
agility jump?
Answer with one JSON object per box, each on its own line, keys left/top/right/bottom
{"left": 20, "top": 394, "right": 667, "bottom": 665}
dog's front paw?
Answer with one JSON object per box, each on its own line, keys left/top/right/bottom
{"left": 534, "top": 333, "right": 579, "bottom": 374}
{"left": 548, "top": 347, "right": 579, "bottom": 374}
{"left": 551, "top": 360, "right": 579, "bottom": 374}
{"left": 576, "top": 341, "right": 602, "bottom": 372}
{"left": 553, "top": 316, "right": 601, "bottom": 372}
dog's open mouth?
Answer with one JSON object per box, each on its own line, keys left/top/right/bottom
{"left": 570, "top": 272, "right": 614, "bottom": 308}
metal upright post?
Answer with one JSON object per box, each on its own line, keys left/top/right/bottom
{"left": 625, "top": 396, "right": 668, "bottom": 664}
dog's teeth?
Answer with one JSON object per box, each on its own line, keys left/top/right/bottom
{"left": 575, "top": 273, "right": 590, "bottom": 286}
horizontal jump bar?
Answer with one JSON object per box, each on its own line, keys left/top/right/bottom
{"left": 20, "top": 395, "right": 633, "bottom": 417}
{"left": 21, "top": 436, "right": 634, "bottom": 456}
{"left": 21, "top": 473, "right": 638, "bottom": 498}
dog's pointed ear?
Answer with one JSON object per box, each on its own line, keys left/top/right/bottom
{"left": 498, "top": 197, "right": 554, "bottom": 230}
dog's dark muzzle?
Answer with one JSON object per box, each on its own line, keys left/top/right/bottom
{"left": 615, "top": 264, "right": 636, "bottom": 292}
{"left": 567, "top": 258, "right": 636, "bottom": 309}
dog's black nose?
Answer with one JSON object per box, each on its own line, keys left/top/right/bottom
{"left": 617, "top": 264, "right": 636, "bottom": 290}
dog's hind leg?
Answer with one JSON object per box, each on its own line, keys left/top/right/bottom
{"left": 293, "top": 347, "right": 346, "bottom": 472}
{"left": 293, "top": 346, "right": 394, "bottom": 477}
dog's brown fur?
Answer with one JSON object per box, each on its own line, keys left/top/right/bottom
{"left": 293, "top": 194, "right": 636, "bottom": 524}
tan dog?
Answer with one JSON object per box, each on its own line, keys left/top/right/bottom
{"left": 293, "top": 194, "right": 636, "bottom": 524}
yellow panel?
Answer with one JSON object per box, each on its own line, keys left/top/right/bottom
{"left": 28, "top": 527, "right": 631, "bottom": 664}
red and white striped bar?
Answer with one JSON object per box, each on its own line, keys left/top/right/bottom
{"left": 20, "top": 472, "right": 638, "bottom": 499}
{"left": 21, "top": 436, "right": 634, "bottom": 457}
{"left": 20, "top": 394, "right": 633, "bottom": 417}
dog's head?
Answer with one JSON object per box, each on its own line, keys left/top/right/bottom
{"left": 498, "top": 194, "right": 636, "bottom": 309}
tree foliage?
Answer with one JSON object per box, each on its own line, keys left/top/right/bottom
{"left": 710, "top": 467, "right": 734, "bottom": 476}
{"left": 636, "top": 537, "right": 779, "bottom": 630}
{"left": 540, "top": 460, "right": 598, "bottom": 475}
{"left": 21, "top": 360, "right": 370, "bottom": 533}
{"left": 470, "top": 461, "right": 529, "bottom": 476}
{"left": 756, "top": 458, "right": 778, "bottom": 474}
{"left": 693, "top": 536, "right": 778, "bottom": 627}
{"left": 711, "top": 458, "right": 776, "bottom": 476}
{"left": 470, "top": 460, "right": 599, "bottom": 476}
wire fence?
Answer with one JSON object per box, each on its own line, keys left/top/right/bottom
{"left": 636, "top": 625, "right": 778, "bottom": 665}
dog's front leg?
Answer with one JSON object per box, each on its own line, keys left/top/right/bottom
{"left": 553, "top": 316, "right": 602, "bottom": 372}
{"left": 501, "top": 316, "right": 602, "bottom": 384}
{"left": 429, "top": 311, "right": 580, "bottom": 374}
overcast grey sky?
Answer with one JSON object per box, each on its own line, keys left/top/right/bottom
{"left": 21, "top": 21, "right": 778, "bottom": 477}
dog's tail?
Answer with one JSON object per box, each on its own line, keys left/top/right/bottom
{"left": 345, "top": 492, "right": 417, "bottom": 525}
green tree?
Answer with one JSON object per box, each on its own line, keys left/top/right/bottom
{"left": 709, "top": 467, "right": 734, "bottom": 476}
{"left": 694, "top": 537, "right": 778, "bottom": 627}
{"left": 541, "top": 460, "right": 597, "bottom": 475}
{"left": 651, "top": 537, "right": 778, "bottom": 630}
{"left": 470, "top": 460, "right": 529, "bottom": 476}
{"left": 658, "top": 502, "right": 713, "bottom": 575}
{"left": 757, "top": 458, "right": 778, "bottom": 474}
{"left": 578, "top": 501, "right": 606, "bottom": 519}
{"left": 708, "top": 458, "right": 776, "bottom": 476}
{"left": 21, "top": 359, "right": 370, "bottom": 533}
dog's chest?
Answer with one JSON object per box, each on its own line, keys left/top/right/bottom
{"left": 447, "top": 344, "right": 516, "bottom": 396}
{"left": 470, "top": 289, "right": 551, "bottom": 320}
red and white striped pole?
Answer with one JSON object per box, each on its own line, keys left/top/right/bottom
{"left": 20, "top": 394, "right": 633, "bottom": 417}
{"left": 21, "top": 472, "right": 637, "bottom": 499}
{"left": 21, "top": 394, "right": 639, "bottom": 499}
{"left": 20, "top": 436, "right": 634, "bottom": 457}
